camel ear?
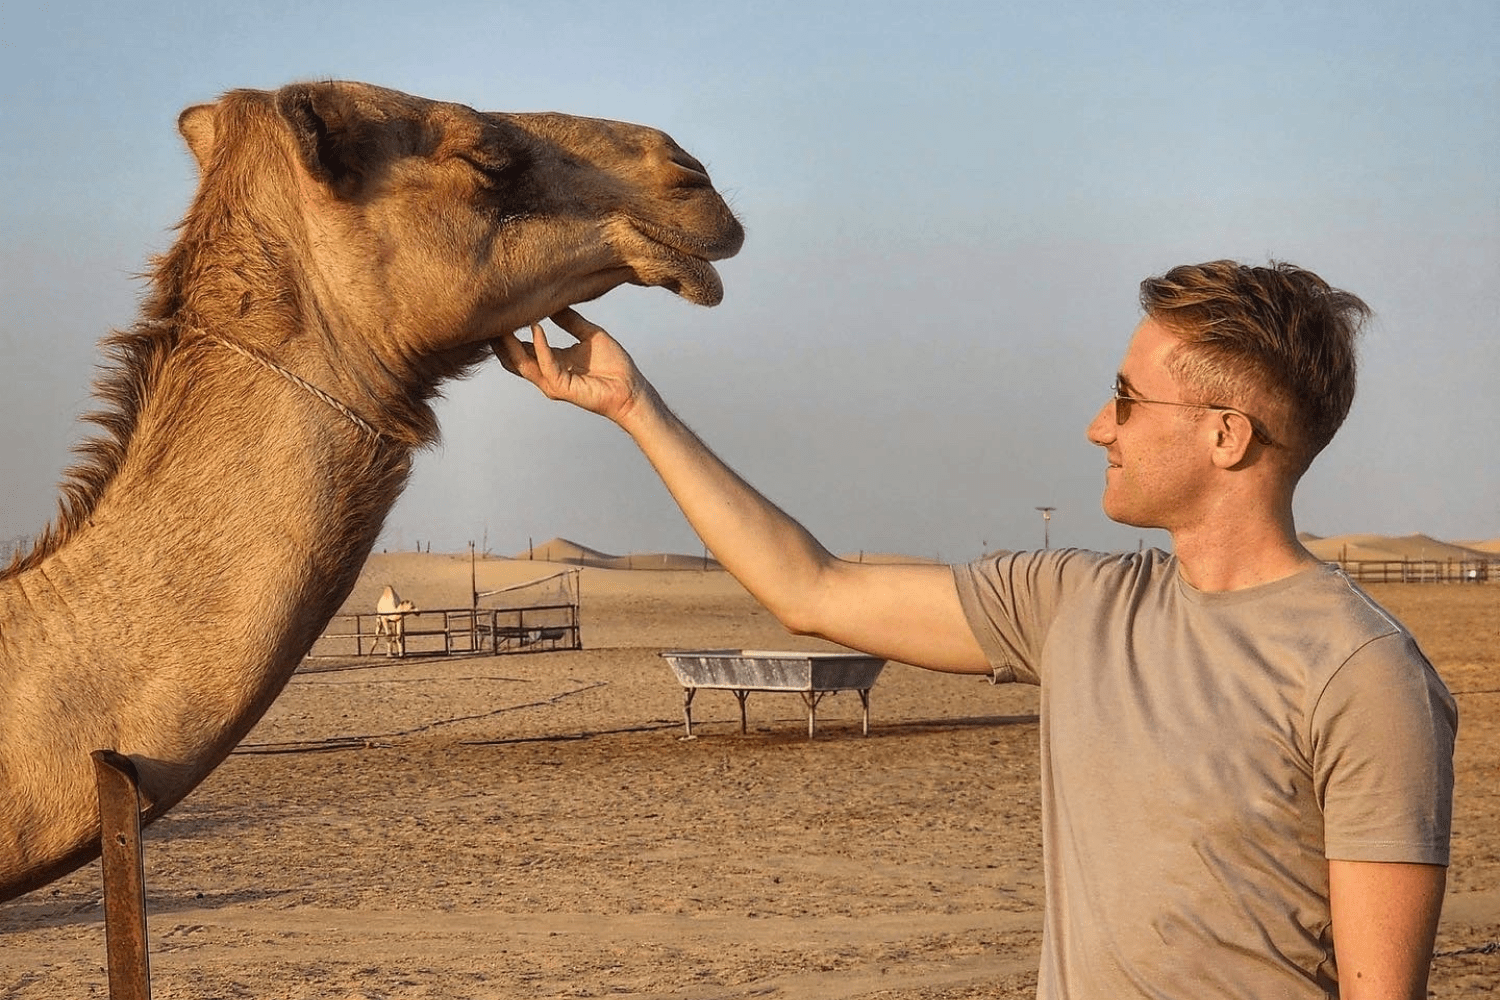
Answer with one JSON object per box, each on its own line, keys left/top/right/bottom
{"left": 274, "top": 83, "right": 379, "bottom": 193}
{"left": 177, "top": 103, "right": 218, "bottom": 172}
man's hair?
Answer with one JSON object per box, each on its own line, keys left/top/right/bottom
{"left": 1139, "top": 260, "right": 1370, "bottom": 471}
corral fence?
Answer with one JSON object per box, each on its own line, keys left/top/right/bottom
{"left": 1334, "top": 558, "right": 1497, "bottom": 584}
{"left": 310, "top": 568, "right": 582, "bottom": 658}
{"left": 2, "top": 535, "right": 32, "bottom": 563}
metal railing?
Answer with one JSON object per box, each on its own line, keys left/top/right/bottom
{"left": 310, "top": 602, "right": 580, "bottom": 658}
{"left": 1333, "top": 559, "right": 1496, "bottom": 584}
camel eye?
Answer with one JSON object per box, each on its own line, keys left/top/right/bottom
{"left": 460, "top": 152, "right": 528, "bottom": 187}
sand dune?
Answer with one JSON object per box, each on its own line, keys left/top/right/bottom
{"left": 511, "top": 537, "right": 617, "bottom": 564}
{"left": 1300, "top": 532, "right": 1497, "bottom": 563}
{"left": 508, "top": 537, "right": 720, "bottom": 572}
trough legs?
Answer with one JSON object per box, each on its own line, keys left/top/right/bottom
{"left": 798, "top": 691, "right": 823, "bottom": 738}
{"left": 680, "top": 687, "right": 874, "bottom": 738}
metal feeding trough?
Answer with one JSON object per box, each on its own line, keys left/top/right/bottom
{"left": 660, "top": 649, "right": 888, "bottom": 738}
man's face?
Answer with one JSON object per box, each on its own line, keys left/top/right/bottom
{"left": 1085, "top": 318, "right": 1216, "bottom": 530}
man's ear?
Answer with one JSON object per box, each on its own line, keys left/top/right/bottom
{"left": 1210, "top": 411, "right": 1256, "bottom": 470}
{"left": 274, "top": 83, "right": 376, "bottom": 192}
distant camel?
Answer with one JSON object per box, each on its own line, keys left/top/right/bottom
{"left": 374, "top": 585, "right": 417, "bottom": 657}
{"left": 0, "top": 80, "right": 742, "bottom": 900}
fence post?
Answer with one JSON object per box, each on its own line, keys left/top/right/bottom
{"left": 92, "top": 750, "right": 152, "bottom": 1000}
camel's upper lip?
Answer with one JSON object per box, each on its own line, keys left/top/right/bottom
{"left": 627, "top": 213, "right": 744, "bottom": 263}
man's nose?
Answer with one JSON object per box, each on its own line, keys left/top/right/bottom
{"left": 1086, "top": 400, "right": 1116, "bottom": 446}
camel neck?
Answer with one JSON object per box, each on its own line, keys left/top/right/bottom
{"left": 0, "top": 328, "right": 412, "bottom": 898}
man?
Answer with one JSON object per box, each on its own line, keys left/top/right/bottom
{"left": 495, "top": 260, "right": 1456, "bottom": 998}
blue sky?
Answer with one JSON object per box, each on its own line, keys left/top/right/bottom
{"left": 2, "top": 1, "right": 1496, "bottom": 560}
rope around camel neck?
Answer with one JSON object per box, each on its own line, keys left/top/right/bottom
{"left": 203, "top": 334, "right": 383, "bottom": 443}
{"left": 139, "top": 319, "right": 384, "bottom": 443}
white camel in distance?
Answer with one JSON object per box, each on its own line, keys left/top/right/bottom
{"left": 374, "top": 585, "right": 418, "bottom": 657}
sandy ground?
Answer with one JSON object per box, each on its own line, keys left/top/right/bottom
{"left": 1, "top": 557, "right": 1496, "bottom": 999}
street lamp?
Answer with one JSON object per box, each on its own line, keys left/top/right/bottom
{"left": 1035, "top": 506, "right": 1056, "bottom": 550}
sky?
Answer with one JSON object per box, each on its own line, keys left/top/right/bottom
{"left": 2, "top": 0, "right": 1496, "bottom": 563}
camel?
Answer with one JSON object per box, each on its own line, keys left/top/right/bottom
{"left": 373, "top": 585, "right": 417, "bottom": 657}
{"left": 0, "top": 80, "right": 742, "bottom": 901}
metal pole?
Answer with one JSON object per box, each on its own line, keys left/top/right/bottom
{"left": 1034, "top": 507, "right": 1056, "bottom": 550}
{"left": 92, "top": 749, "right": 152, "bottom": 1000}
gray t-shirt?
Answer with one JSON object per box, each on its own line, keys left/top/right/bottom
{"left": 952, "top": 548, "right": 1456, "bottom": 999}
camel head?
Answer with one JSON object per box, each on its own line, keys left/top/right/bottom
{"left": 163, "top": 81, "right": 744, "bottom": 434}
{"left": 376, "top": 585, "right": 416, "bottom": 616}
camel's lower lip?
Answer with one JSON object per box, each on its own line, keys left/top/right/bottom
{"left": 623, "top": 226, "right": 725, "bottom": 305}
{"left": 619, "top": 213, "right": 741, "bottom": 306}
{"left": 643, "top": 256, "right": 724, "bottom": 305}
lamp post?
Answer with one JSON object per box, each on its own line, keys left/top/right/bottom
{"left": 1035, "top": 506, "right": 1056, "bottom": 550}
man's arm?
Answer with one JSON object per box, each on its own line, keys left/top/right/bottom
{"left": 1328, "top": 859, "right": 1446, "bottom": 1000}
{"left": 493, "top": 309, "right": 991, "bottom": 674}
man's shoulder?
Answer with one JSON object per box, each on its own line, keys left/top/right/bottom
{"left": 966, "top": 545, "right": 1173, "bottom": 584}
{"left": 1250, "top": 566, "right": 1443, "bottom": 706}
{"left": 955, "top": 547, "right": 1182, "bottom": 622}
{"left": 1288, "top": 564, "right": 1410, "bottom": 645}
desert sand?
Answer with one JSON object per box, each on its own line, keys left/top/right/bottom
{"left": 1, "top": 541, "right": 1496, "bottom": 998}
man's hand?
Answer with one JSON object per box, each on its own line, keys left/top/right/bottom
{"left": 492, "top": 308, "right": 652, "bottom": 426}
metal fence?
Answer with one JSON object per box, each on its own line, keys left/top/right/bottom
{"left": 309, "top": 602, "right": 580, "bottom": 658}
{"left": 1334, "top": 559, "right": 1497, "bottom": 584}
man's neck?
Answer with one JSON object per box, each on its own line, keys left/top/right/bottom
{"left": 1170, "top": 510, "right": 1321, "bottom": 593}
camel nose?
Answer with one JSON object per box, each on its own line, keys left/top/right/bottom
{"left": 657, "top": 138, "right": 712, "bottom": 188}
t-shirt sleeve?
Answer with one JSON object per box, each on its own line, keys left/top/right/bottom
{"left": 1311, "top": 632, "right": 1458, "bottom": 865}
{"left": 951, "top": 548, "right": 1113, "bottom": 685}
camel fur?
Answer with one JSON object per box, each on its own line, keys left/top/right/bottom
{"left": 0, "top": 80, "right": 742, "bottom": 900}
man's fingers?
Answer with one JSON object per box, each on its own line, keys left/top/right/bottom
{"left": 551, "top": 307, "right": 606, "bottom": 341}
{"left": 491, "top": 330, "right": 534, "bottom": 375}
{"left": 494, "top": 315, "right": 601, "bottom": 388}
{"left": 529, "top": 322, "right": 567, "bottom": 382}
{"left": 490, "top": 340, "right": 513, "bottom": 372}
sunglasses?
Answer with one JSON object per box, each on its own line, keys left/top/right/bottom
{"left": 1111, "top": 379, "right": 1276, "bottom": 447}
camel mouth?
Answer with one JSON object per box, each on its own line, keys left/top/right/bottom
{"left": 620, "top": 215, "right": 742, "bottom": 307}
{"left": 636, "top": 248, "right": 725, "bottom": 306}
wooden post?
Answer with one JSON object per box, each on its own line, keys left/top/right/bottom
{"left": 92, "top": 750, "right": 152, "bottom": 1000}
